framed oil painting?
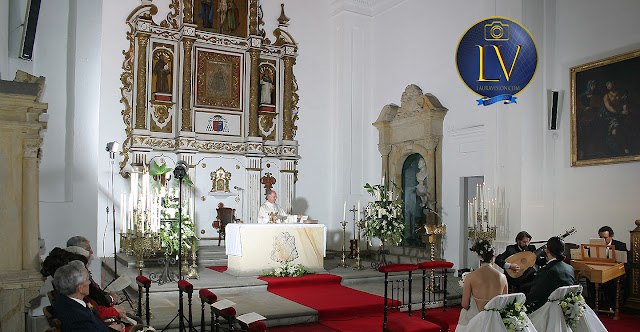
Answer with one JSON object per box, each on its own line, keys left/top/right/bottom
{"left": 571, "top": 49, "right": 640, "bottom": 166}
{"left": 194, "top": 0, "right": 249, "bottom": 38}
{"left": 195, "top": 49, "right": 243, "bottom": 111}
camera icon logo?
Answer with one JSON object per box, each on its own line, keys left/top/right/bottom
{"left": 484, "top": 21, "right": 509, "bottom": 41}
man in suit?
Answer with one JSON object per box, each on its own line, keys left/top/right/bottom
{"left": 67, "top": 235, "right": 119, "bottom": 307}
{"left": 495, "top": 231, "right": 547, "bottom": 293}
{"left": 590, "top": 226, "right": 630, "bottom": 311}
{"left": 52, "top": 260, "right": 125, "bottom": 331}
{"left": 526, "top": 237, "right": 576, "bottom": 312}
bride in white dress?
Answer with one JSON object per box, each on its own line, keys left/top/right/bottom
{"left": 455, "top": 240, "right": 508, "bottom": 331}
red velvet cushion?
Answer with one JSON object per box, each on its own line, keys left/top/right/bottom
{"left": 199, "top": 289, "right": 217, "bottom": 303}
{"left": 417, "top": 261, "right": 454, "bottom": 270}
{"left": 387, "top": 316, "right": 441, "bottom": 332}
{"left": 218, "top": 307, "right": 236, "bottom": 317}
{"left": 136, "top": 275, "right": 151, "bottom": 288}
{"left": 178, "top": 280, "right": 194, "bottom": 293}
{"left": 247, "top": 320, "right": 267, "bottom": 332}
{"left": 378, "top": 264, "right": 418, "bottom": 273}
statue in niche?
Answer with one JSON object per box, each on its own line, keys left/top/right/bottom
{"left": 260, "top": 74, "right": 274, "bottom": 105}
{"left": 415, "top": 157, "right": 430, "bottom": 209}
{"left": 153, "top": 53, "right": 171, "bottom": 94}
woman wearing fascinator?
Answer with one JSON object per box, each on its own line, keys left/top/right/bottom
{"left": 455, "top": 240, "right": 508, "bottom": 331}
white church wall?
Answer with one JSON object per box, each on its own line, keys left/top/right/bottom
{"left": 544, "top": 0, "right": 640, "bottom": 245}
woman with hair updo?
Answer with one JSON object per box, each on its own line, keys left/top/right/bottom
{"left": 455, "top": 240, "right": 508, "bottom": 331}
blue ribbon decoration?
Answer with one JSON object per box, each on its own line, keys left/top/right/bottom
{"left": 477, "top": 94, "right": 517, "bottom": 106}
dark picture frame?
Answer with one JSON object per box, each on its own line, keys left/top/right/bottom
{"left": 570, "top": 49, "right": 640, "bottom": 166}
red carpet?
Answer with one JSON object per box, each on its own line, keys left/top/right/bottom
{"left": 258, "top": 274, "right": 394, "bottom": 321}
{"left": 205, "top": 265, "right": 227, "bottom": 273}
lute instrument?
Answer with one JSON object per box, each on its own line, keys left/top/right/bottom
{"left": 504, "top": 227, "right": 576, "bottom": 278}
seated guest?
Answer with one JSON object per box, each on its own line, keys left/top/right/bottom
{"left": 67, "top": 235, "right": 119, "bottom": 306}
{"left": 495, "top": 231, "right": 546, "bottom": 293}
{"left": 52, "top": 260, "right": 125, "bottom": 331}
{"left": 42, "top": 248, "right": 134, "bottom": 327}
{"left": 526, "top": 237, "right": 576, "bottom": 312}
{"left": 456, "top": 240, "right": 508, "bottom": 331}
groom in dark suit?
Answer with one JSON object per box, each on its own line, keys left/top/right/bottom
{"left": 53, "top": 260, "right": 125, "bottom": 332}
{"left": 525, "top": 237, "right": 576, "bottom": 312}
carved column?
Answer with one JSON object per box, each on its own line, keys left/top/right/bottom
{"left": 0, "top": 77, "right": 48, "bottom": 331}
{"left": 249, "top": 49, "right": 260, "bottom": 137}
{"left": 183, "top": 0, "right": 193, "bottom": 23}
{"left": 135, "top": 34, "right": 150, "bottom": 129}
{"left": 181, "top": 38, "right": 194, "bottom": 131}
{"left": 279, "top": 160, "right": 296, "bottom": 213}
{"left": 627, "top": 220, "right": 640, "bottom": 314}
{"left": 246, "top": 156, "right": 262, "bottom": 223}
{"left": 282, "top": 56, "right": 295, "bottom": 140}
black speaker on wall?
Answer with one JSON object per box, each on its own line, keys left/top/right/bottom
{"left": 19, "top": 0, "right": 42, "bottom": 60}
{"left": 549, "top": 90, "right": 559, "bottom": 130}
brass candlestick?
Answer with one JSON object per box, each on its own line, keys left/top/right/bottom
{"left": 424, "top": 223, "right": 447, "bottom": 292}
{"left": 353, "top": 220, "right": 365, "bottom": 270}
{"left": 187, "top": 238, "right": 199, "bottom": 279}
{"left": 338, "top": 220, "right": 349, "bottom": 267}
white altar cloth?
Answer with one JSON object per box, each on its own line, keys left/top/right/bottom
{"left": 224, "top": 223, "right": 327, "bottom": 276}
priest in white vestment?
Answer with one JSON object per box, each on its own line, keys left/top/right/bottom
{"left": 258, "top": 190, "right": 301, "bottom": 223}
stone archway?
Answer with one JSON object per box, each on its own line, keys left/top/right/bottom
{"left": 373, "top": 85, "right": 447, "bottom": 254}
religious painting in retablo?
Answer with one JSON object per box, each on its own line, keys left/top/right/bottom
{"left": 196, "top": 50, "right": 242, "bottom": 110}
{"left": 151, "top": 46, "right": 174, "bottom": 102}
{"left": 194, "top": 0, "right": 249, "bottom": 38}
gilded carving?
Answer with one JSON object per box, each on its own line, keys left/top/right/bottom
{"left": 181, "top": 39, "right": 194, "bottom": 131}
{"left": 249, "top": 50, "right": 260, "bottom": 137}
{"left": 150, "top": 103, "right": 173, "bottom": 133}
{"left": 282, "top": 56, "right": 295, "bottom": 141}
{"left": 135, "top": 35, "right": 150, "bottom": 130}
{"left": 249, "top": 0, "right": 259, "bottom": 35}
{"left": 291, "top": 72, "right": 299, "bottom": 139}
{"left": 183, "top": 0, "right": 193, "bottom": 24}
{"left": 195, "top": 32, "right": 248, "bottom": 47}
{"left": 132, "top": 136, "right": 175, "bottom": 150}
{"left": 259, "top": 113, "right": 276, "bottom": 141}
{"left": 160, "top": 0, "right": 180, "bottom": 29}
{"left": 210, "top": 167, "right": 231, "bottom": 192}
{"left": 150, "top": 28, "right": 180, "bottom": 40}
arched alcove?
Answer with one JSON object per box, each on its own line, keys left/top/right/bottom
{"left": 373, "top": 85, "right": 448, "bottom": 255}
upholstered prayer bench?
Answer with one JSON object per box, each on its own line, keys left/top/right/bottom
{"left": 136, "top": 275, "right": 152, "bottom": 326}
{"left": 199, "top": 289, "right": 217, "bottom": 331}
{"left": 417, "top": 261, "right": 454, "bottom": 331}
{"left": 239, "top": 320, "right": 268, "bottom": 332}
{"left": 178, "top": 280, "right": 195, "bottom": 331}
{"left": 378, "top": 264, "right": 441, "bottom": 332}
{"left": 199, "top": 288, "right": 238, "bottom": 331}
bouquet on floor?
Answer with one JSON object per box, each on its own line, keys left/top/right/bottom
{"left": 261, "top": 263, "right": 313, "bottom": 277}
{"left": 557, "top": 292, "right": 586, "bottom": 328}
{"left": 498, "top": 300, "right": 530, "bottom": 332}
{"left": 362, "top": 183, "right": 405, "bottom": 245}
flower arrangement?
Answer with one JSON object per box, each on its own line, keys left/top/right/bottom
{"left": 158, "top": 186, "right": 197, "bottom": 257}
{"left": 261, "top": 263, "right": 313, "bottom": 277}
{"left": 488, "top": 300, "right": 530, "bottom": 332}
{"left": 362, "top": 183, "right": 405, "bottom": 245}
{"left": 554, "top": 292, "right": 586, "bottom": 328}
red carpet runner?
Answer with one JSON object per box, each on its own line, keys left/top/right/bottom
{"left": 205, "top": 265, "right": 228, "bottom": 273}
{"left": 258, "top": 274, "right": 389, "bottom": 321}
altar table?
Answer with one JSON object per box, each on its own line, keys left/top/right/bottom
{"left": 225, "top": 223, "right": 327, "bottom": 276}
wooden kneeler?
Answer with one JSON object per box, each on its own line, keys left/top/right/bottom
{"left": 238, "top": 320, "right": 267, "bottom": 332}
{"left": 418, "top": 261, "right": 455, "bottom": 331}
{"left": 199, "top": 289, "right": 217, "bottom": 332}
{"left": 136, "top": 275, "right": 152, "bottom": 326}
{"left": 378, "top": 263, "right": 441, "bottom": 332}
{"left": 178, "top": 280, "right": 194, "bottom": 331}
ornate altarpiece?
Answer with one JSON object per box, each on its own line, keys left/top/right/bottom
{"left": 119, "top": 1, "right": 300, "bottom": 235}
{"left": 373, "top": 85, "right": 448, "bottom": 256}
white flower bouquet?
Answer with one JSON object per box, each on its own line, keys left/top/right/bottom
{"left": 494, "top": 300, "right": 531, "bottom": 332}
{"left": 261, "top": 263, "right": 313, "bottom": 277}
{"left": 362, "top": 183, "right": 405, "bottom": 245}
{"left": 556, "top": 292, "right": 586, "bottom": 328}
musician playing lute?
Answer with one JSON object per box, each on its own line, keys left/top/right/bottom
{"left": 494, "top": 231, "right": 547, "bottom": 293}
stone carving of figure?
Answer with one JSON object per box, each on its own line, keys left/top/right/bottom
{"left": 260, "top": 74, "right": 274, "bottom": 105}
{"left": 415, "top": 157, "right": 429, "bottom": 208}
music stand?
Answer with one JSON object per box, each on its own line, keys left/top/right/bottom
{"left": 161, "top": 160, "right": 194, "bottom": 331}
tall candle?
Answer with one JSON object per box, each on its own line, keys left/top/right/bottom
{"left": 343, "top": 201, "right": 346, "bottom": 221}
{"left": 357, "top": 201, "right": 360, "bottom": 220}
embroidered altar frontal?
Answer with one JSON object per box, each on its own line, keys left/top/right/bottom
{"left": 226, "top": 224, "right": 327, "bottom": 276}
